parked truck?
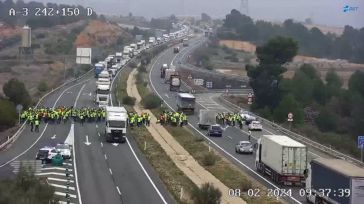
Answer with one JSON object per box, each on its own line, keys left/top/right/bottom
{"left": 94, "top": 63, "right": 104, "bottom": 78}
{"left": 173, "top": 46, "right": 180, "bottom": 53}
{"left": 176, "top": 93, "right": 195, "bottom": 114}
{"left": 255, "top": 135, "right": 307, "bottom": 186}
{"left": 164, "top": 68, "right": 176, "bottom": 84}
{"left": 105, "top": 106, "right": 128, "bottom": 143}
{"left": 198, "top": 110, "right": 218, "bottom": 129}
{"left": 170, "top": 74, "right": 181, "bottom": 91}
{"left": 306, "top": 158, "right": 364, "bottom": 204}
{"left": 95, "top": 84, "right": 110, "bottom": 107}
{"left": 160, "top": 64, "right": 168, "bottom": 78}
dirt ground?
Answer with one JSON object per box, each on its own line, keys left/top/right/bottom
{"left": 127, "top": 69, "right": 245, "bottom": 204}
{"left": 0, "top": 24, "right": 21, "bottom": 39}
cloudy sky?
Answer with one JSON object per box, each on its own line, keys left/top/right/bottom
{"left": 23, "top": 0, "right": 364, "bottom": 28}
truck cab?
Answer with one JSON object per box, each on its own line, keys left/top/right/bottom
{"left": 173, "top": 47, "right": 180, "bottom": 53}
{"left": 176, "top": 93, "right": 196, "bottom": 114}
{"left": 95, "top": 84, "right": 110, "bottom": 107}
{"left": 105, "top": 106, "right": 128, "bottom": 143}
{"left": 160, "top": 64, "right": 168, "bottom": 78}
{"left": 94, "top": 63, "right": 104, "bottom": 78}
{"left": 170, "top": 74, "right": 181, "bottom": 92}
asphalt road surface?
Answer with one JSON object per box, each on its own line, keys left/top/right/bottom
{"left": 0, "top": 64, "right": 174, "bottom": 204}
{"left": 148, "top": 36, "right": 325, "bottom": 204}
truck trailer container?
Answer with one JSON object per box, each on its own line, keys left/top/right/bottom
{"left": 198, "top": 110, "right": 218, "bottom": 129}
{"left": 306, "top": 158, "right": 364, "bottom": 204}
{"left": 176, "top": 93, "right": 195, "bottom": 114}
{"left": 170, "top": 75, "right": 181, "bottom": 92}
{"left": 255, "top": 135, "right": 307, "bottom": 186}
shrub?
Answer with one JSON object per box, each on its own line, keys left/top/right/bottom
{"left": 129, "top": 61, "right": 137, "bottom": 68}
{"left": 202, "top": 152, "right": 218, "bottom": 166}
{"left": 0, "top": 99, "right": 17, "bottom": 130}
{"left": 141, "top": 94, "right": 161, "bottom": 109}
{"left": 3, "top": 78, "right": 32, "bottom": 108}
{"left": 138, "top": 65, "right": 147, "bottom": 73}
{"left": 191, "top": 183, "right": 222, "bottom": 204}
{"left": 240, "top": 178, "right": 253, "bottom": 191}
{"left": 37, "top": 81, "right": 48, "bottom": 92}
{"left": 122, "top": 96, "right": 136, "bottom": 105}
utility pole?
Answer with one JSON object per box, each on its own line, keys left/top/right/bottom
{"left": 240, "top": 0, "right": 249, "bottom": 16}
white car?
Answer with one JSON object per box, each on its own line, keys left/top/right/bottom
{"left": 235, "top": 141, "right": 253, "bottom": 154}
{"left": 55, "top": 143, "right": 72, "bottom": 159}
{"left": 240, "top": 110, "right": 256, "bottom": 124}
{"left": 36, "top": 146, "right": 58, "bottom": 162}
{"left": 248, "top": 121, "right": 263, "bottom": 131}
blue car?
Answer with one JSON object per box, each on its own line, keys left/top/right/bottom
{"left": 208, "top": 125, "right": 223, "bottom": 137}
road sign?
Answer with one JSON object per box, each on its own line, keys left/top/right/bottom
{"left": 206, "top": 81, "right": 213, "bottom": 88}
{"left": 76, "top": 47, "right": 92, "bottom": 64}
{"left": 288, "top": 112, "right": 294, "bottom": 122}
{"left": 358, "top": 136, "right": 364, "bottom": 149}
{"left": 193, "top": 79, "right": 204, "bottom": 86}
{"left": 16, "top": 104, "right": 23, "bottom": 113}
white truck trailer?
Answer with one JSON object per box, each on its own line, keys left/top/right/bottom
{"left": 255, "top": 135, "right": 307, "bottom": 186}
{"left": 306, "top": 158, "right": 364, "bottom": 204}
{"left": 105, "top": 106, "right": 128, "bottom": 143}
{"left": 176, "top": 93, "right": 196, "bottom": 114}
{"left": 164, "top": 68, "right": 176, "bottom": 84}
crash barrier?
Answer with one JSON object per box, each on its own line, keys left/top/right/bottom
{"left": 217, "top": 96, "right": 364, "bottom": 167}
{"left": 0, "top": 69, "right": 93, "bottom": 150}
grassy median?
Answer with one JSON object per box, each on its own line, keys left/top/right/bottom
{"left": 116, "top": 66, "right": 196, "bottom": 204}
{"left": 135, "top": 68, "right": 282, "bottom": 204}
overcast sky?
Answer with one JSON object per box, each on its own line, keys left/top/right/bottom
{"left": 23, "top": 0, "right": 364, "bottom": 28}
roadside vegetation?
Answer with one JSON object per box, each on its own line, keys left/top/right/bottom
{"left": 0, "top": 167, "right": 59, "bottom": 203}
{"left": 218, "top": 9, "right": 364, "bottom": 63}
{"left": 244, "top": 35, "right": 364, "bottom": 157}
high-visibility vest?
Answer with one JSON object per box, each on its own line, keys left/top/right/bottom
{"left": 35, "top": 120, "right": 40, "bottom": 126}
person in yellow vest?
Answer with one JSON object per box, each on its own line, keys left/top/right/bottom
{"left": 34, "top": 119, "right": 40, "bottom": 132}
{"left": 146, "top": 114, "right": 151, "bottom": 126}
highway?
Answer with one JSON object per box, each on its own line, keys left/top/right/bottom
{"left": 0, "top": 63, "right": 174, "bottom": 203}
{"left": 148, "top": 36, "right": 327, "bottom": 204}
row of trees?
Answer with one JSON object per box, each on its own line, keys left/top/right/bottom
{"left": 0, "top": 78, "right": 31, "bottom": 130}
{"left": 149, "top": 15, "right": 178, "bottom": 31}
{"left": 0, "top": 0, "right": 97, "bottom": 28}
{"left": 247, "top": 36, "right": 364, "bottom": 155}
{"left": 218, "top": 9, "right": 364, "bottom": 63}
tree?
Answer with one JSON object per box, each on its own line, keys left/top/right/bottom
{"left": 315, "top": 108, "right": 339, "bottom": 132}
{"left": 37, "top": 81, "right": 48, "bottom": 92}
{"left": 325, "top": 70, "right": 342, "bottom": 98}
{"left": 191, "top": 183, "right": 222, "bottom": 204}
{"left": 273, "top": 94, "right": 304, "bottom": 124}
{"left": 247, "top": 36, "right": 298, "bottom": 109}
{"left": 0, "top": 99, "right": 17, "bottom": 130}
{"left": 0, "top": 166, "right": 58, "bottom": 204}
{"left": 348, "top": 70, "right": 364, "bottom": 97}
{"left": 3, "top": 78, "right": 31, "bottom": 108}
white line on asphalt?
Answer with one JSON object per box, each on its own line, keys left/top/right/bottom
{"left": 126, "top": 138, "right": 168, "bottom": 204}
{"left": 54, "top": 192, "right": 77, "bottom": 198}
{"left": 104, "top": 154, "right": 108, "bottom": 160}
{"left": 98, "top": 132, "right": 101, "bottom": 137}
{"left": 165, "top": 94, "right": 169, "bottom": 98}
{"left": 116, "top": 186, "right": 122, "bottom": 195}
{"left": 47, "top": 177, "right": 74, "bottom": 183}
{"left": 109, "top": 168, "right": 113, "bottom": 175}
{"left": 148, "top": 48, "right": 302, "bottom": 204}
{"left": 36, "top": 172, "right": 74, "bottom": 177}
{"left": 100, "top": 142, "right": 103, "bottom": 147}
{"left": 49, "top": 183, "right": 76, "bottom": 190}
{"left": 0, "top": 80, "right": 88, "bottom": 168}
{"left": 58, "top": 201, "right": 75, "bottom": 204}
{"left": 227, "top": 136, "right": 233, "bottom": 140}
{"left": 63, "top": 162, "right": 73, "bottom": 167}
{"left": 42, "top": 167, "right": 73, "bottom": 172}
{"left": 96, "top": 124, "right": 98, "bottom": 128}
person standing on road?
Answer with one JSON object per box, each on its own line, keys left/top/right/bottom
{"left": 248, "top": 130, "right": 252, "bottom": 141}
{"left": 34, "top": 119, "right": 40, "bottom": 132}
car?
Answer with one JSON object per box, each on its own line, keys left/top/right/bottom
{"left": 248, "top": 121, "right": 263, "bottom": 131}
{"left": 208, "top": 124, "right": 223, "bottom": 137}
{"left": 55, "top": 143, "right": 72, "bottom": 159}
{"left": 36, "top": 146, "right": 58, "bottom": 162}
{"left": 240, "top": 110, "right": 257, "bottom": 125}
{"left": 235, "top": 141, "right": 254, "bottom": 154}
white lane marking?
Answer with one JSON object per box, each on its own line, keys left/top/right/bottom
{"left": 0, "top": 80, "right": 88, "bottom": 168}
{"left": 49, "top": 183, "right": 75, "bottom": 190}
{"left": 63, "top": 163, "right": 73, "bottom": 167}
{"left": 51, "top": 134, "right": 56, "bottom": 139}
{"left": 54, "top": 192, "right": 77, "bottom": 198}
{"left": 126, "top": 138, "right": 168, "bottom": 204}
{"left": 104, "top": 154, "right": 108, "bottom": 160}
{"left": 35, "top": 172, "right": 74, "bottom": 177}
{"left": 72, "top": 84, "right": 86, "bottom": 204}
{"left": 98, "top": 132, "right": 101, "bottom": 137}
{"left": 84, "top": 135, "right": 91, "bottom": 146}
{"left": 148, "top": 49, "right": 302, "bottom": 204}
{"left": 116, "top": 186, "right": 122, "bottom": 195}
{"left": 96, "top": 124, "right": 98, "bottom": 128}
{"left": 227, "top": 136, "right": 233, "bottom": 140}
{"left": 47, "top": 177, "right": 74, "bottom": 183}
{"left": 100, "top": 142, "right": 103, "bottom": 147}
{"left": 165, "top": 94, "right": 170, "bottom": 98}
{"left": 42, "top": 167, "right": 73, "bottom": 172}
{"left": 109, "top": 168, "right": 113, "bottom": 175}
{"left": 59, "top": 201, "right": 75, "bottom": 204}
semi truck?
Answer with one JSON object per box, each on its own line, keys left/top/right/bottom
{"left": 160, "top": 64, "right": 168, "bottom": 78}
{"left": 115, "top": 52, "right": 123, "bottom": 63}
{"left": 94, "top": 63, "right": 104, "bottom": 78}
{"left": 149, "top": 37, "right": 156, "bottom": 45}
{"left": 306, "top": 158, "right": 364, "bottom": 204}
{"left": 170, "top": 75, "right": 181, "bottom": 92}
{"left": 255, "top": 135, "right": 307, "bottom": 186}
{"left": 173, "top": 46, "right": 180, "bottom": 53}
{"left": 105, "top": 106, "right": 128, "bottom": 143}
{"left": 183, "top": 38, "right": 189, "bottom": 47}
{"left": 198, "top": 110, "right": 218, "bottom": 129}
{"left": 164, "top": 68, "right": 176, "bottom": 84}
{"left": 176, "top": 93, "right": 196, "bottom": 114}
{"left": 95, "top": 84, "right": 110, "bottom": 107}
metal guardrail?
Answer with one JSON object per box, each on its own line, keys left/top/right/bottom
{"left": 0, "top": 69, "right": 93, "bottom": 150}
{"left": 217, "top": 96, "right": 364, "bottom": 167}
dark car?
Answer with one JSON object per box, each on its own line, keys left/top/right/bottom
{"left": 208, "top": 125, "right": 223, "bottom": 137}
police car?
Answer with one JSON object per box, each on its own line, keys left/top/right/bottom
{"left": 248, "top": 120, "right": 263, "bottom": 131}
{"left": 55, "top": 143, "right": 72, "bottom": 159}
{"left": 36, "top": 146, "right": 58, "bottom": 163}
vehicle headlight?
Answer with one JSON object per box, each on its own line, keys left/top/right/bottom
{"left": 249, "top": 148, "right": 253, "bottom": 151}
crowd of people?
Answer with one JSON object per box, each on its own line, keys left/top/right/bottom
{"left": 21, "top": 107, "right": 107, "bottom": 131}
{"left": 128, "top": 112, "right": 152, "bottom": 127}
{"left": 157, "top": 110, "right": 188, "bottom": 127}
{"left": 216, "top": 112, "right": 244, "bottom": 128}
